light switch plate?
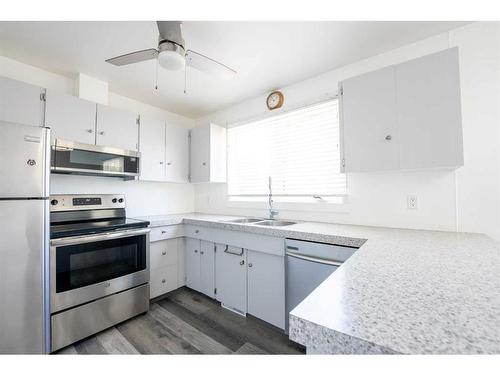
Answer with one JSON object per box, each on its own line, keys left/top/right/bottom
{"left": 407, "top": 195, "right": 418, "bottom": 209}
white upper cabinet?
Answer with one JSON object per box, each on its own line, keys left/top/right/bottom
{"left": 189, "top": 123, "right": 226, "bottom": 183}
{"left": 165, "top": 123, "right": 189, "bottom": 183}
{"left": 0, "top": 76, "right": 43, "bottom": 127}
{"left": 96, "top": 104, "right": 139, "bottom": 151}
{"left": 395, "top": 47, "right": 463, "bottom": 169}
{"left": 139, "top": 116, "right": 166, "bottom": 181}
{"left": 340, "top": 47, "right": 463, "bottom": 173}
{"left": 340, "top": 66, "right": 399, "bottom": 172}
{"left": 45, "top": 89, "right": 96, "bottom": 144}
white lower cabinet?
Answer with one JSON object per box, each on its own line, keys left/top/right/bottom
{"left": 169, "top": 227, "right": 286, "bottom": 330}
{"left": 149, "top": 235, "right": 185, "bottom": 299}
{"left": 185, "top": 238, "right": 215, "bottom": 298}
{"left": 247, "top": 250, "right": 285, "bottom": 329}
{"left": 215, "top": 244, "right": 247, "bottom": 315}
{"left": 150, "top": 264, "right": 178, "bottom": 299}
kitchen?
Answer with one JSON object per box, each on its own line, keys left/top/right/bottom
{"left": 1, "top": 3, "right": 500, "bottom": 373}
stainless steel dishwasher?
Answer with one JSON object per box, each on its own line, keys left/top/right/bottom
{"left": 285, "top": 239, "right": 357, "bottom": 332}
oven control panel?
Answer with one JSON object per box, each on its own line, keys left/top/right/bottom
{"left": 49, "top": 194, "right": 126, "bottom": 211}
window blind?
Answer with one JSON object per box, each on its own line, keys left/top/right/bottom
{"left": 227, "top": 99, "right": 346, "bottom": 197}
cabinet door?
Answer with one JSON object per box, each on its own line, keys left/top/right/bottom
{"left": 177, "top": 238, "right": 186, "bottom": 287}
{"left": 96, "top": 105, "right": 139, "bottom": 150}
{"left": 150, "top": 239, "right": 178, "bottom": 270}
{"left": 0, "top": 76, "right": 42, "bottom": 126}
{"left": 396, "top": 47, "right": 463, "bottom": 169}
{"left": 165, "top": 123, "right": 189, "bottom": 182}
{"left": 185, "top": 238, "right": 201, "bottom": 292}
{"left": 199, "top": 240, "right": 215, "bottom": 298}
{"left": 341, "top": 66, "right": 399, "bottom": 172}
{"left": 215, "top": 244, "right": 247, "bottom": 314}
{"left": 150, "top": 265, "right": 178, "bottom": 299}
{"left": 189, "top": 125, "right": 210, "bottom": 182}
{"left": 247, "top": 250, "right": 285, "bottom": 329}
{"left": 45, "top": 89, "right": 96, "bottom": 144}
{"left": 139, "top": 116, "right": 166, "bottom": 181}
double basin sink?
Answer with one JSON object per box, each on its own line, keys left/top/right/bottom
{"left": 223, "top": 218, "right": 296, "bottom": 227}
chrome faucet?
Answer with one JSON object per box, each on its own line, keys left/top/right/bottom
{"left": 268, "top": 176, "right": 279, "bottom": 220}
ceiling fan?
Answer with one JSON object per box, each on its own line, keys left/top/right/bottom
{"left": 105, "top": 21, "right": 236, "bottom": 80}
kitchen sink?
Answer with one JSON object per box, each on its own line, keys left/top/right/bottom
{"left": 223, "top": 218, "right": 264, "bottom": 224}
{"left": 252, "top": 220, "right": 296, "bottom": 227}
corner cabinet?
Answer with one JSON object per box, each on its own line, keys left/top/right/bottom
{"left": 165, "top": 124, "right": 189, "bottom": 183}
{"left": 0, "top": 76, "right": 44, "bottom": 127}
{"left": 139, "top": 116, "right": 166, "bottom": 181}
{"left": 148, "top": 225, "right": 186, "bottom": 299}
{"left": 45, "top": 89, "right": 97, "bottom": 144}
{"left": 139, "top": 118, "right": 189, "bottom": 182}
{"left": 189, "top": 123, "right": 226, "bottom": 183}
{"left": 185, "top": 238, "right": 216, "bottom": 298}
{"left": 96, "top": 104, "right": 139, "bottom": 151}
{"left": 340, "top": 47, "right": 463, "bottom": 173}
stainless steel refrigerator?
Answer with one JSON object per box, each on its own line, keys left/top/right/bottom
{"left": 0, "top": 121, "right": 50, "bottom": 353}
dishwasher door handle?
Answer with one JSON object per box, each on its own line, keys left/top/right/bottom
{"left": 286, "top": 251, "right": 344, "bottom": 267}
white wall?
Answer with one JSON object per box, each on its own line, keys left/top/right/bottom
{"left": 194, "top": 22, "right": 500, "bottom": 240}
{"left": 0, "top": 54, "right": 196, "bottom": 216}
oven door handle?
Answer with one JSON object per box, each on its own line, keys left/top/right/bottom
{"left": 50, "top": 227, "right": 150, "bottom": 246}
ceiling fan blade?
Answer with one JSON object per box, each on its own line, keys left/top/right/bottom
{"left": 156, "top": 21, "right": 184, "bottom": 46}
{"left": 105, "top": 48, "right": 158, "bottom": 66}
{"left": 185, "top": 50, "right": 236, "bottom": 80}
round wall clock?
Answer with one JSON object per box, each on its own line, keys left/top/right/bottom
{"left": 266, "top": 91, "right": 284, "bottom": 110}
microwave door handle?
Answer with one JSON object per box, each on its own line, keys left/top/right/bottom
{"left": 50, "top": 227, "right": 150, "bottom": 246}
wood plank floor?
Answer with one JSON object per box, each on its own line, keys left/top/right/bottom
{"left": 55, "top": 287, "right": 305, "bottom": 355}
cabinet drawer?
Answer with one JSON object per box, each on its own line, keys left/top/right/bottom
{"left": 184, "top": 225, "right": 285, "bottom": 256}
{"left": 150, "top": 265, "right": 178, "bottom": 299}
{"left": 150, "top": 240, "right": 178, "bottom": 270}
{"left": 150, "top": 225, "right": 183, "bottom": 242}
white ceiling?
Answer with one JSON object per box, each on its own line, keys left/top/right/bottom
{"left": 0, "top": 21, "right": 469, "bottom": 118}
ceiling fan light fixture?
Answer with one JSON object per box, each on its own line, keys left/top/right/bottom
{"left": 158, "top": 41, "right": 185, "bottom": 71}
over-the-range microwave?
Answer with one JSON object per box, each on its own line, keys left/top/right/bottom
{"left": 51, "top": 139, "right": 140, "bottom": 179}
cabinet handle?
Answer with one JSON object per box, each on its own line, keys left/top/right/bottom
{"left": 162, "top": 251, "right": 166, "bottom": 255}
{"left": 385, "top": 135, "right": 392, "bottom": 141}
{"left": 202, "top": 162, "right": 206, "bottom": 166}
{"left": 195, "top": 250, "right": 198, "bottom": 253}
{"left": 160, "top": 161, "right": 164, "bottom": 165}
{"left": 239, "top": 260, "right": 245, "bottom": 266}
{"left": 195, "top": 230, "right": 199, "bottom": 234}
{"left": 99, "top": 131, "right": 105, "bottom": 136}
{"left": 162, "top": 279, "right": 166, "bottom": 284}
{"left": 248, "top": 263, "right": 253, "bottom": 268}
{"left": 167, "top": 162, "right": 172, "bottom": 165}
{"left": 86, "top": 129, "right": 94, "bottom": 133}
{"left": 224, "top": 245, "right": 244, "bottom": 256}
{"left": 200, "top": 251, "right": 204, "bottom": 255}
{"left": 161, "top": 230, "right": 166, "bottom": 234}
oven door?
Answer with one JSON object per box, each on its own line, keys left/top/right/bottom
{"left": 50, "top": 228, "right": 150, "bottom": 313}
{"left": 51, "top": 139, "right": 140, "bottom": 178}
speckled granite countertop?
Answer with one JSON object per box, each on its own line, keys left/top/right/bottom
{"left": 133, "top": 213, "right": 500, "bottom": 354}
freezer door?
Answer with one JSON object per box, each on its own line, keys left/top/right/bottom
{"left": 0, "top": 200, "right": 46, "bottom": 353}
{"left": 0, "top": 122, "right": 50, "bottom": 198}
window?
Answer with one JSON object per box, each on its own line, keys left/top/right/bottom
{"left": 227, "top": 99, "right": 346, "bottom": 199}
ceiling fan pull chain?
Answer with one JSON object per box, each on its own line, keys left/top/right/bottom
{"left": 184, "top": 65, "right": 187, "bottom": 94}
{"left": 155, "top": 59, "right": 159, "bottom": 90}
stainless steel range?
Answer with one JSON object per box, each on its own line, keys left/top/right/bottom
{"left": 49, "top": 194, "right": 150, "bottom": 352}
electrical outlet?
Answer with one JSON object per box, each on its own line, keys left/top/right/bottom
{"left": 407, "top": 195, "right": 418, "bottom": 209}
